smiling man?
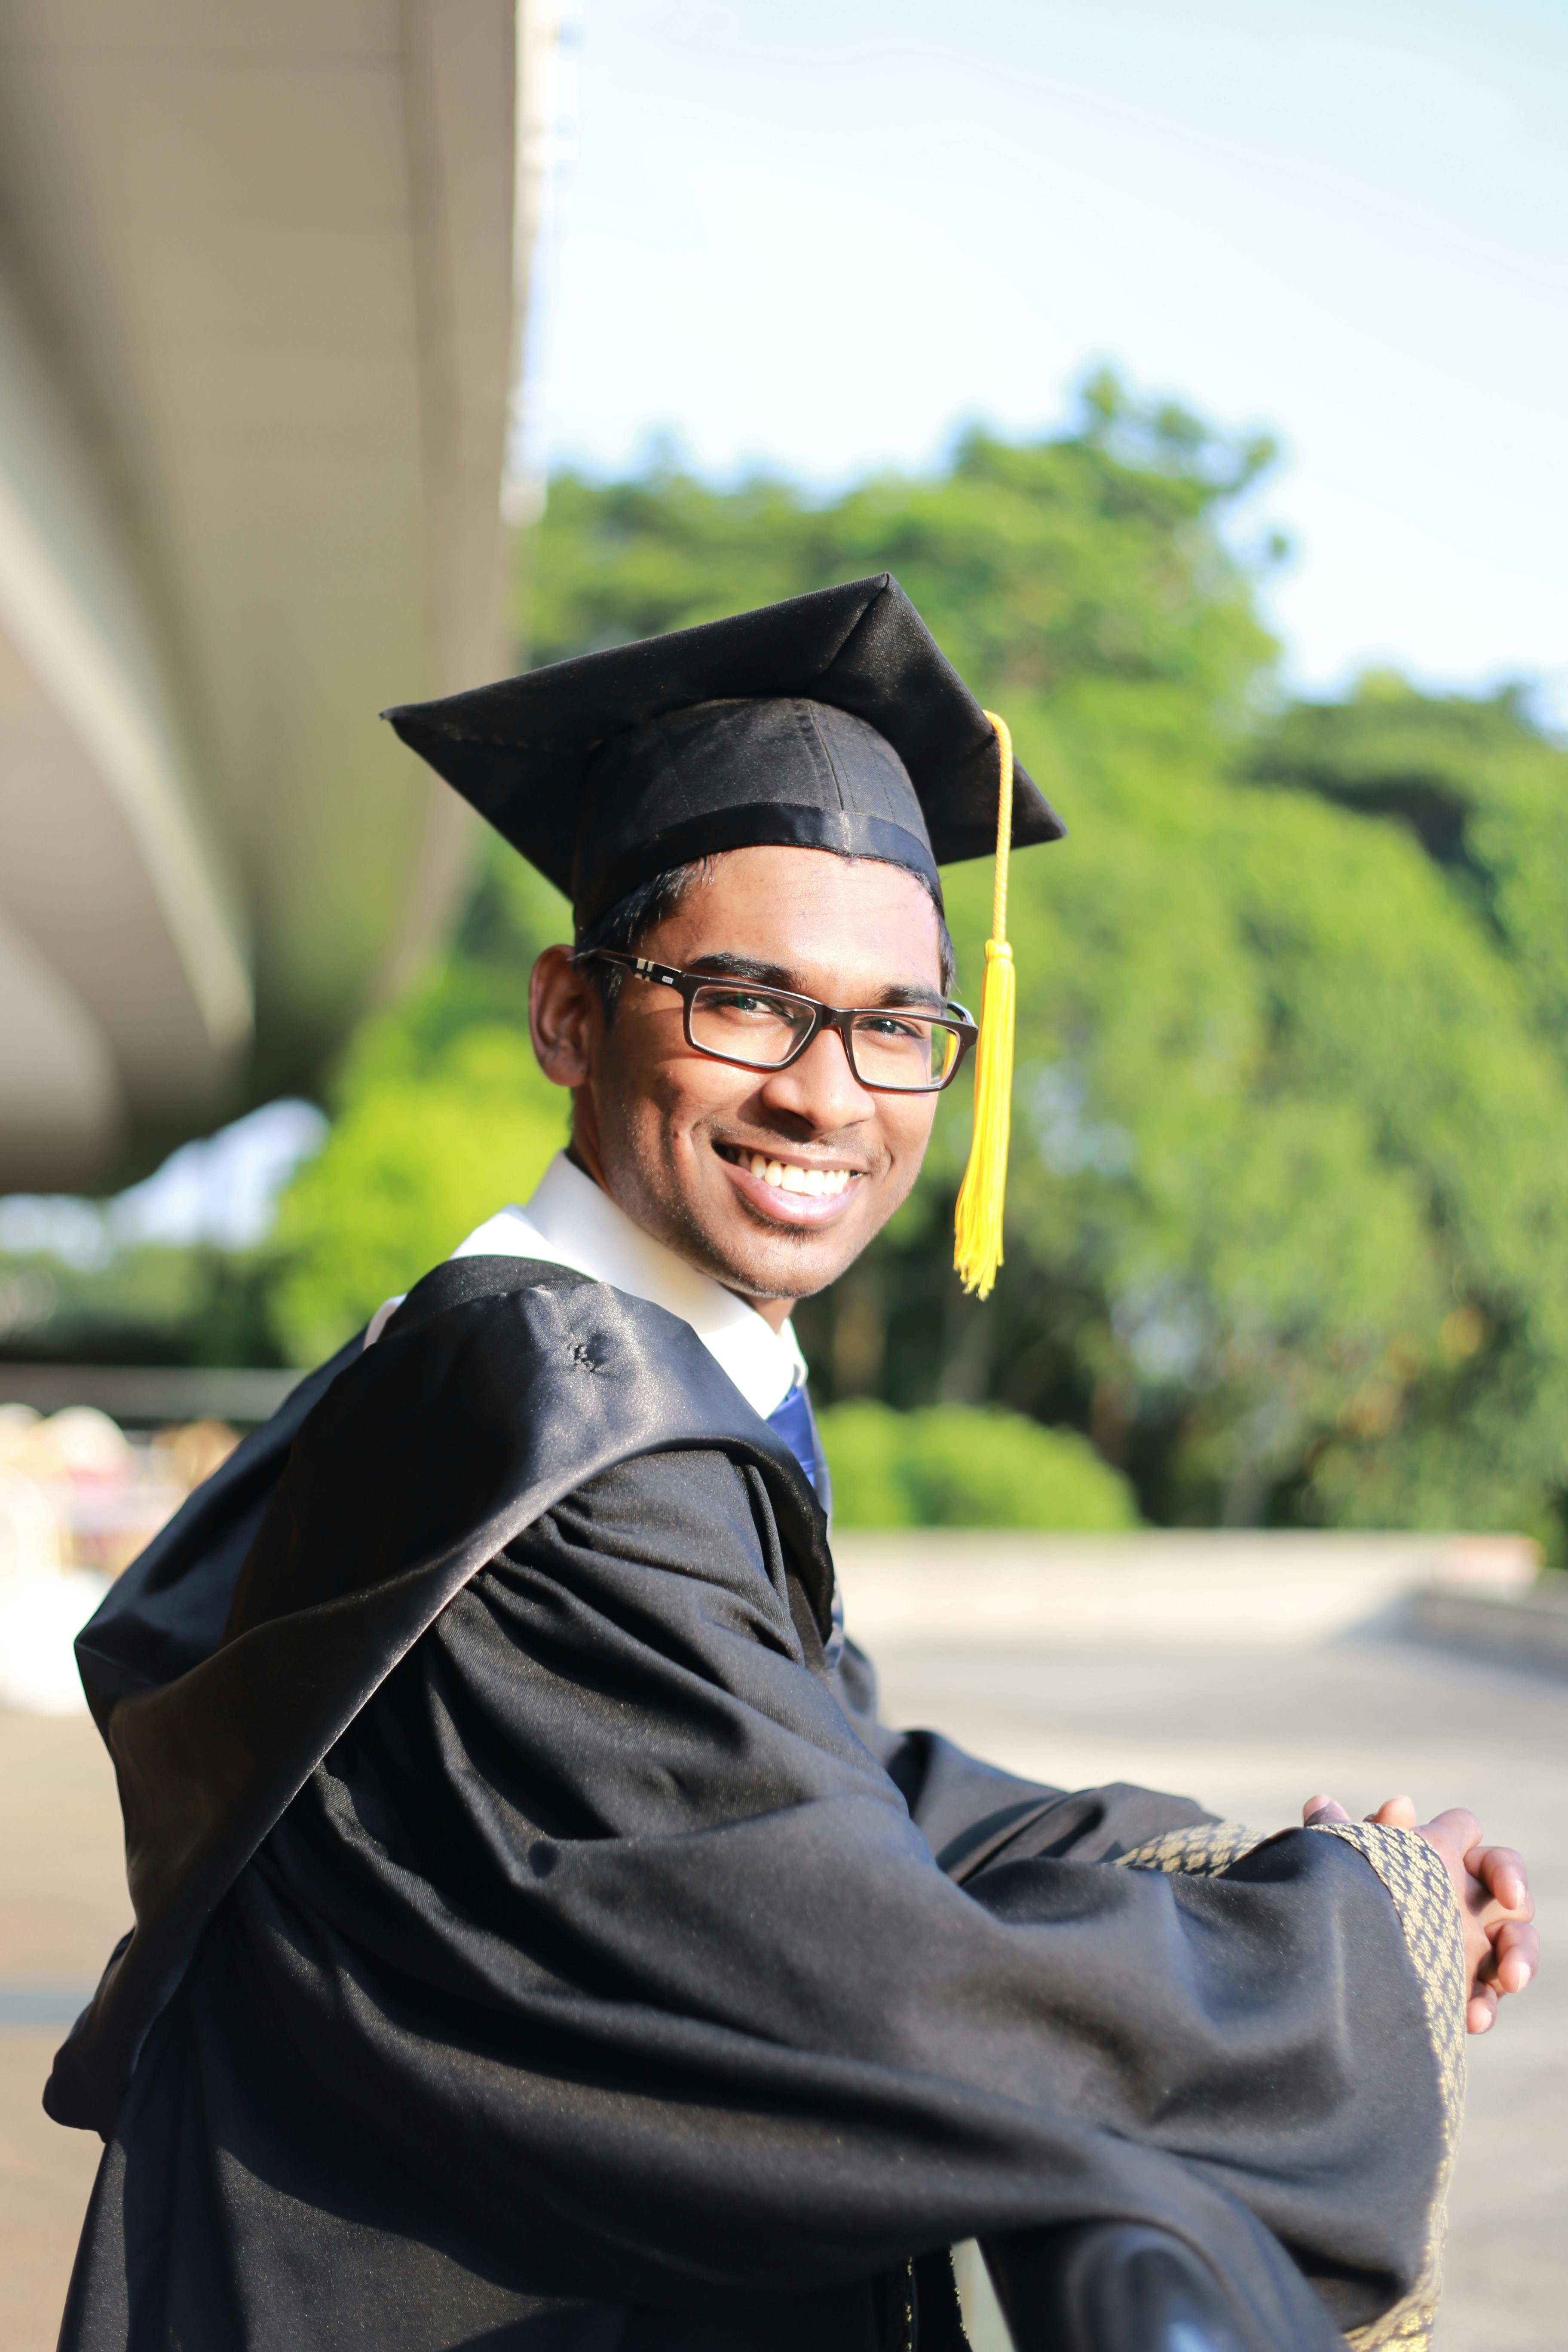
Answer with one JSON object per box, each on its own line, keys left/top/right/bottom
{"left": 51, "top": 579, "right": 1535, "bottom": 2352}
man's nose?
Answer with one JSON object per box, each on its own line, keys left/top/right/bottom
{"left": 756, "top": 1025, "right": 876, "bottom": 1130}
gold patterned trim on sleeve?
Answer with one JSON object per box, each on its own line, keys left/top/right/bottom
{"left": 1308, "top": 1821, "right": 1468, "bottom": 2352}
{"left": 1113, "top": 1819, "right": 1265, "bottom": 1876}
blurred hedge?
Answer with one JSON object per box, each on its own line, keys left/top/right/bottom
{"left": 818, "top": 1401, "right": 1140, "bottom": 1529}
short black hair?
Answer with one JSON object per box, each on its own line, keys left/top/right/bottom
{"left": 574, "top": 857, "right": 958, "bottom": 1018}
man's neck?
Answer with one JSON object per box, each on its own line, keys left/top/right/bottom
{"left": 743, "top": 1291, "right": 796, "bottom": 1336}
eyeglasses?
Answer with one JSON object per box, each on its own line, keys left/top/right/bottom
{"left": 576, "top": 950, "right": 979, "bottom": 1093}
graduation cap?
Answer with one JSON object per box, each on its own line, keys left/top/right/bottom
{"left": 383, "top": 574, "right": 1065, "bottom": 1297}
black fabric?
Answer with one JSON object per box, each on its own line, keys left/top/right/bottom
{"left": 70, "top": 1336, "right": 361, "bottom": 1733}
{"left": 382, "top": 576, "right": 1065, "bottom": 924}
{"left": 582, "top": 705, "right": 945, "bottom": 918}
{"left": 53, "top": 1259, "right": 1448, "bottom": 2352}
{"left": 47, "top": 1259, "right": 828, "bottom": 2139}
{"left": 986, "top": 2223, "right": 1248, "bottom": 2352}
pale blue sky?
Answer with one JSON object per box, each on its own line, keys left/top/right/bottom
{"left": 531, "top": 0, "right": 1568, "bottom": 710}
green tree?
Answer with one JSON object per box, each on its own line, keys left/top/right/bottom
{"left": 263, "top": 375, "right": 1568, "bottom": 1549}
{"left": 266, "top": 853, "right": 572, "bottom": 1363}
{"left": 1248, "top": 673, "right": 1568, "bottom": 1068}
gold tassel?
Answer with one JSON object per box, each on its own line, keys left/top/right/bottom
{"left": 953, "top": 710, "right": 1016, "bottom": 1300}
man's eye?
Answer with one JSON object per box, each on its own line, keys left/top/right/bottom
{"left": 703, "top": 990, "right": 801, "bottom": 1024}
{"left": 861, "top": 1015, "right": 923, "bottom": 1040}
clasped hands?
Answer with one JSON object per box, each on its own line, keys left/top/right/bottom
{"left": 1303, "top": 1792, "right": 1537, "bottom": 2036}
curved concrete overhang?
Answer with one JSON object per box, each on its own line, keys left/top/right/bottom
{"left": 0, "top": 0, "right": 532, "bottom": 1189}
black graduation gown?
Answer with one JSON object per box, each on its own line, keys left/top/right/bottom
{"left": 48, "top": 1259, "right": 1464, "bottom": 2352}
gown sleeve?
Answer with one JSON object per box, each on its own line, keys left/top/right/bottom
{"left": 830, "top": 1634, "right": 1218, "bottom": 1879}
{"left": 1109, "top": 1813, "right": 1465, "bottom": 2352}
{"left": 825, "top": 1522, "right": 1467, "bottom": 2347}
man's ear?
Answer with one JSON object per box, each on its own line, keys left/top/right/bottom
{"left": 530, "top": 946, "right": 601, "bottom": 1089}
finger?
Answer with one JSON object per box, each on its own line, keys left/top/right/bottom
{"left": 1424, "top": 1807, "right": 1483, "bottom": 1855}
{"left": 1467, "top": 1987, "right": 1498, "bottom": 2035}
{"left": 1472, "top": 1845, "right": 1531, "bottom": 1914}
{"left": 1303, "top": 1795, "right": 1350, "bottom": 1824}
{"left": 1483, "top": 1921, "right": 1539, "bottom": 1996}
{"left": 1366, "top": 1795, "right": 1417, "bottom": 1828}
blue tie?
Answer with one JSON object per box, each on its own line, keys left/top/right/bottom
{"left": 765, "top": 1382, "right": 842, "bottom": 1666}
{"left": 766, "top": 1383, "right": 824, "bottom": 1497}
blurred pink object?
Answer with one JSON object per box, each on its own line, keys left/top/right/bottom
{"left": 0, "top": 1402, "right": 236, "bottom": 1577}
{"left": 1429, "top": 1536, "right": 1541, "bottom": 1588}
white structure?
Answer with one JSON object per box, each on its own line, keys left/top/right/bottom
{"left": 0, "top": 1, "right": 539, "bottom": 1188}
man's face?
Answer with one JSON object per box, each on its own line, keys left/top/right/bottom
{"left": 529, "top": 846, "right": 948, "bottom": 1320}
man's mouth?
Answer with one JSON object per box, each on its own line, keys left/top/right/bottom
{"left": 714, "top": 1141, "right": 863, "bottom": 1221}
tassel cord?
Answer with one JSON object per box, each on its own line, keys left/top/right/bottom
{"left": 952, "top": 711, "right": 1017, "bottom": 1300}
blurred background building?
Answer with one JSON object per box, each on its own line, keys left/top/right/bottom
{"left": 0, "top": 0, "right": 544, "bottom": 1195}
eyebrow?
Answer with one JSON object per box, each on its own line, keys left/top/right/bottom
{"left": 686, "top": 952, "right": 947, "bottom": 1011}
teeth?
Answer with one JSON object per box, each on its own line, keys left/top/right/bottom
{"left": 742, "top": 1153, "right": 851, "bottom": 1197}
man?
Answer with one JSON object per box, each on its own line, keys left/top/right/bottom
{"left": 51, "top": 577, "right": 1535, "bottom": 2352}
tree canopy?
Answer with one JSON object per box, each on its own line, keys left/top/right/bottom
{"left": 17, "top": 376, "right": 1566, "bottom": 1546}
{"left": 505, "top": 379, "right": 1568, "bottom": 1547}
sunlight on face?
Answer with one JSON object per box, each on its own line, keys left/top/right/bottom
{"left": 533, "top": 847, "right": 949, "bottom": 1316}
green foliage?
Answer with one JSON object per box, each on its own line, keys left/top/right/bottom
{"left": 269, "top": 1020, "right": 566, "bottom": 1366}
{"left": 819, "top": 1400, "right": 1140, "bottom": 1529}
{"left": 525, "top": 372, "right": 1278, "bottom": 734}
{"left": 936, "top": 749, "right": 1568, "bottom": 1537}
{"left": 265, "top": 838, "right": 574, "bottom": 1365}
{"left": 251, "top": 372, "right": 1568, "bottom": 1547}
{"left": 1248, "top": 673, "right": 1568, "bottom": 1064}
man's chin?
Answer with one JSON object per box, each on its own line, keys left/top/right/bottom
{"left": 694, "top": 1208, "right": 863, "bottom": 1308}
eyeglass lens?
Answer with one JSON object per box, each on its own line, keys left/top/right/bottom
{"left": 687, "top": 983, "right": 959, "bottom": 1090}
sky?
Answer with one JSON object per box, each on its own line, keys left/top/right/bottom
{"left": 0, "top": 1100, "right": 327, "bottom": 1266}
{"left": 526, "top": 0, "right": 1568, "bottom": 713}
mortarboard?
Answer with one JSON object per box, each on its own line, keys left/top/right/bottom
{"left": 383, "top": 574, "right": 1063, "bottom": 1297}
{"left": 382, "top": 574, "right": 1062, "bottom": 927}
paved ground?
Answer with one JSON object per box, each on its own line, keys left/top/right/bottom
{"left": 1, "top": 1632, "right": 1562, "bottom": 2347}
{"left": 0, "top": 1712, "right": 129, "bottom": 2351}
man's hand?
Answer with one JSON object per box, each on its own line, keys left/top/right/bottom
{"left": 1302, "top": 1792, "right": 1537, "bottom": 2035}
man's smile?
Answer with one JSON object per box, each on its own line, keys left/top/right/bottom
{"left": 713, "top": 1139, "right": 865, "bottom": 1224}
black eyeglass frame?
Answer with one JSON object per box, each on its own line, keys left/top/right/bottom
{"left": 576, "top": 949, "right": 979, "bottom": 1093}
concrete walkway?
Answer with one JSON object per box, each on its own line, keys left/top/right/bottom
{"left": 2, "top": 1600, "right": 1563, "bottom": 2346}
{"left": 0, "top": 1712, "right": 129, "bottom": 2349}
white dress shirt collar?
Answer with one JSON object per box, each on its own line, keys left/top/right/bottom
{"left": 450, "top": 1152, "right": 808, "bottom": 1422}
